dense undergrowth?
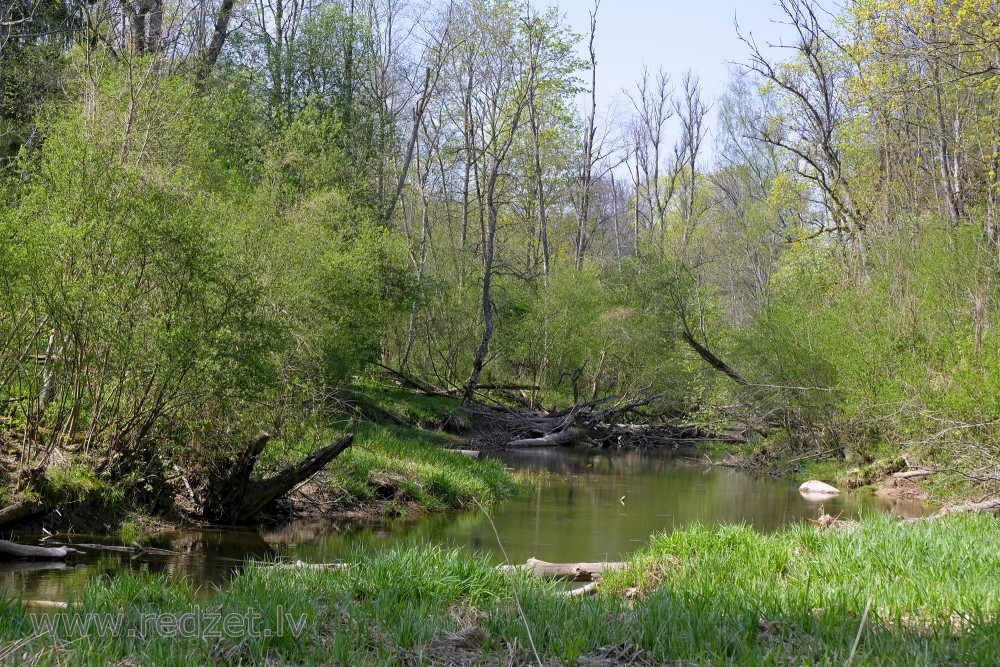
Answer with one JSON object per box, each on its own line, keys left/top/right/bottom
{"left": 5, "top": 514, "right": 1000, "bottom": 665}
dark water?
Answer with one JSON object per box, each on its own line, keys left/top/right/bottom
{"left": 1, "top": 448, "right": 929, "bottom": 602}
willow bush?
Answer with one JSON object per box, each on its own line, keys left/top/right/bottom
{"left": 0, "top": 53, "right": 409, "bottom": 495}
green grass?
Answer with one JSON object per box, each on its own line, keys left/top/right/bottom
{"left": 348, "top": 380, "right": 469, "bottom": 430}
{"left": 7, "top": 515, "right": 1000, "bottom": 665}
{"left": 327, "top": 423, "right": 520, "bottom": 514}
{"left": 254, "top": 381, "right": 518, "bottom": 517}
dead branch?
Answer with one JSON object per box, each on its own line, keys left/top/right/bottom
{"left": 469, "top": 391, "right": 744, "bottom": 451}
{"left": 0, "top": 539, "right": 82, "bottom": 560}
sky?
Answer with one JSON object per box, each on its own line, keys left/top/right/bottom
{"left": 542, "top": 1, "right": 794, "bottom": 156}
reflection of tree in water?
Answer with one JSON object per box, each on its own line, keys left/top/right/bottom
{"left": 496, "top": 448, "right": 680, "bottom": 477}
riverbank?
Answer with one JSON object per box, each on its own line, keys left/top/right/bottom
{"left": 0, "top": 382, "right": 522, "bottom": 534}
{"left": 5, "top": 513, "right": 1000, "bottom": 665}
{"left": 694, "top": 433, "right": 993, "bottom": 511}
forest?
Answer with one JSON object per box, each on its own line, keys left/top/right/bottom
{"left": 2, "top": 0, "right": 1000, "bottom": 524}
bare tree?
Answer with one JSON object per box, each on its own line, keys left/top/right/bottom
{"left": 740, "top": 0, "right": 866, "bottom": 263}
{"left": 626, "top": 67, "right": 678, "bottom": 248}
{"left": 574, "top": 0, "right": 599, "bottom": 270}
{"left": 673, "top": 70, "right": 710, "bottom": 251}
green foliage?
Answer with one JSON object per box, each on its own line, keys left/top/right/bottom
{"left": 2, "top": 68, "right": 280, "bottom": 463}
{"left": 731, "top": 224, "right": 1000, "bottom": 467}
{"left": 0, "top": 51, "right": 409, "bottom": 494}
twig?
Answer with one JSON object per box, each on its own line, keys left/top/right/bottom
{"left": 474, "top": 497, "right": 542, "bottom": 667}
{"left": 846, "top": 595, "right": 873, "bottom": 667}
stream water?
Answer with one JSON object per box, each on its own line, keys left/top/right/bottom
{"left": 1, "top": 448, "right": 929, "bottom": 602}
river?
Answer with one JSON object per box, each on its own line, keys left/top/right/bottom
{"left": 1, "top": 448, "right": 928, "bottom": 602}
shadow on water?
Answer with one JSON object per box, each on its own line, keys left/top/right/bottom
{"left": 1, "top": 448, "right": 930, "bottom": 601}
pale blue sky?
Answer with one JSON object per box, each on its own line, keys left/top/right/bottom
{"left": 543, "top": 1, "right": 793, "bottom": 157}
{"left": 549, "top": 1, "right": 790, "bottom": 103}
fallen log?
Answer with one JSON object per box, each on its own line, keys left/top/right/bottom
{"left": 893, "top": 468, "right": 936, "bottom": 480}
{"left": 0, "top": 540, "right": 82, "bottom": 560}
{"left": 507, "top": 429, "right": 583, "bottom": 449}
{"left": 474, "top": 390, "right": 746, "bottom": 452}
{"left": 447, "top": 449, "right": 481, "bottom": 459}
{"left": 500, "top": 558, "right": 625, "bottom": 582}
{"left": 935, "top": 498, "right": 1000, "bottom": 517}
{"left": 271, "top": 560, "right": 350, "bottom": 571}
{"left": 22, "top": 599, "right": 69, "bottom": 609}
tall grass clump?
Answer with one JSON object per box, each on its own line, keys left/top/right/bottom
{"left": 328, "top": 424, "right": 519, "bottom": 512}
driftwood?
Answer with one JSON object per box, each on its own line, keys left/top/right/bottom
{"left": 563, "top": 581, "right": 600, "bottom": 597}
{"left": 23, "top": 599, "right": 69, "bottom": 609}
{"left": 501, "top": 558, "right": 624, "bottom": 582}
{"left": 203, "top": 433, "right": 354, "bottom": 523}
{"left": 447, "top": 449, "right": 481, "bottom": 459}
{"left": 935, "top": 498, "right": 1000, "bottom": 517}
{"left": 266, "top": 558, "right": 618, "bottom": 597}
{"left": 271, "top": 560, "right": 350, "bottom": 571}
{"left": 0, "top": 539, "right": 82, "bottom": 560}
{"left": 501, "top": 557, "right": 626, "bottom": 598}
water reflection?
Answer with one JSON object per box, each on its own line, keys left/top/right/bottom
{"left": 1, "top": 448, "right": 931, "bottom": 601}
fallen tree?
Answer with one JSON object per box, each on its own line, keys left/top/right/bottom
{"left": 472, "top": 394, "right": 746, "bottom": 451}
{"left": 201, "top": 433, "right": 354, "bottom": 523}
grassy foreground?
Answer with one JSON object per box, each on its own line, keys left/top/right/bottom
{"left": 5, "top": 514, "right": 1000, "bottom": 665}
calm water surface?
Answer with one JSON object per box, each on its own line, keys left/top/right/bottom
{"left": 1, "top": 448, "right": 929, "bottom": 601}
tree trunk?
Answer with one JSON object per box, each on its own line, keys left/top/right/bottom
{"left": 197, "top": 0, "right": 236, "bottom": 84}
{"left": 463, "top": 178, "right": 498, "bottom": 406}
{"left": 236, "top": 435, "right": 354, "bottom": 522}
{"left": 204, "top": 433, "right": 354, "bottom": 523}
{"left": 681, "top": 331, "right": 748, "bottom": 385}
{"left": 0, "top": 498, "right": 48, "bottom": 529}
